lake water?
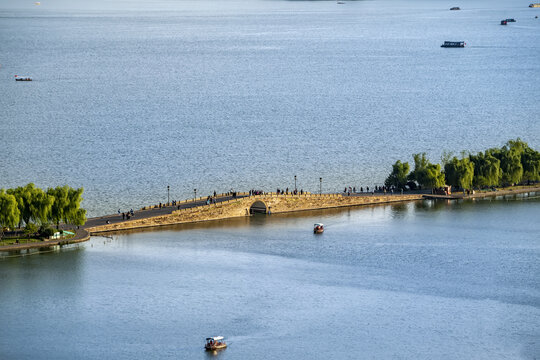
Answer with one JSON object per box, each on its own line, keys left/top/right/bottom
{"left": 1, "top": 0, "right": 539, "bottom": 216}
{"left": 1, "top": 1, "right": 540, "bottom": 358}
{"left": 1, "top": 195, "right": 539, "bottom": 359}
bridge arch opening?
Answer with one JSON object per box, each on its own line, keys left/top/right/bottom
{"left": 249, "top": 201, "right": 267, "bottom": 214}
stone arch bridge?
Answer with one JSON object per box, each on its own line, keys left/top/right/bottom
{"left": 88, "top": 193, "right": 422, "bottom": 233}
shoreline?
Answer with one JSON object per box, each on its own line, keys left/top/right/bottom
{"left": 1, "top": 186, "right": 538, "bottom": 254}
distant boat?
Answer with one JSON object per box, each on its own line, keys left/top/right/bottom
{"left": 314, "top": 223, "right": 324, "bottom": 234}
{"left": 205, "top": 336, "right": 227, "bottom": 351}
{"left": 14, "top": 75, "right": 32, "bottom": 81}
{"left": 450, "top": 7, "right": 460, "bottom": 10}
{"left": 440, "top": 41, "right": 465, "bottom": 48}
{"left": 500, "top": 20, "right": 507, "bottom": 25}
{"left": 529, "top": 3, "right": 540, "bottom": 8}
{"left": 337, "top": 1, "right": 345, "bottom": 3}
{"left": 34, "top": 2, "right": 40, "bottom": 5}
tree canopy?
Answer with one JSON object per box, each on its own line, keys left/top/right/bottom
{"left": 521, "top": 146, "right": 540, "bottom": 182}
{"left": 469, "top": 151, "right": 501, "bottom": 187}
{"left": 0, "top": 190, "right": 20, "bottom": 232}
{"left": 408, "top": 153, "right": 445, "bottom": 188}
{"left": 2, "top": 184, "right": 86, "bottom": 229}
{"left": 444, "top": 156, "right": 475, "bottom": 190}
{"left": 47, "top": 186, "right": 87, "bottom": 227}
{"left": 385, "top": 139, "right": 539, "bottom": 190}
{"left": 385, "top": 160, "right": 410, "bottom": 189}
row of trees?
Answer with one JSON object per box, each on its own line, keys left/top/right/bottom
{"left": 385, "top": 139, "right": 540, "bottom": 190}
{"left": 0, "top": 184, "right": 86, "bottom": 236}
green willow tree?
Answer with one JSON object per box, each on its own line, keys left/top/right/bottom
{"left": 489, "top": 147, "right": 523, "bottom": 185}
{"left": 7, "top": 184, "right": 32, "bottom": 227}
{"left": 408, "top": 153, "right": 445, "bottom": 189}
{"left": 469, "top": 152, "right": 501, "bottom": 187}
{"left": 1, "top": 184, "right": 86, "bottom": 238}
{"left": 385, "top": 160, "right": 410, "bottom": 189}
{"left": 7, "top": 183, "right": 54, "bottom": 227}
{"left": 0, "top": 190, "right": 21, "bottom": 239}
{"left": 444, "top": 156, "right": 475, "bottom": 189}
{"left": 47, "top": 186, "right": 86, "bottom": 228}
{"left": 521, "top": 147, "right": 540, "bottom": 182}
{"left": 384, "top": 139, "right": 537, "bottom": 193}
{"left": 29, "top": 189, "right": 54, "bottom": 225}
{"left": 487, "top": 138, "right": 533, "bottom": 185}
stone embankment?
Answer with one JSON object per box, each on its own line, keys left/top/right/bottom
{"left": 87, "top": 193, "right": 423, "bottom": 233}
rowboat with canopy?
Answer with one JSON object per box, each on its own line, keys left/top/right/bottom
{"left": 205, "top": 336, "right": 227, "bottom": 351}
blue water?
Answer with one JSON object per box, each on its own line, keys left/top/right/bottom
{"left": 1, "top": 0, "right": 539, "bottom": 216}
{"left": 1, "top": 196, "right": 539, "bottom": 359}
{"left": 1, "top": 2, "right": 539, "bottom": 357}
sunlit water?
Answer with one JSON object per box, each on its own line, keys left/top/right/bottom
{"left": 1, "top": 0, "right": 539, "bottom": 216}
{"left": 1, "top": 195, "right": 539, "bottom": 359}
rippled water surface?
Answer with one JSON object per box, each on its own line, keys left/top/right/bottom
{"left": 1, "top": 0, "right": 539, "bottom": 215}
{"left": 2, "top": 1, "right": 540, "bottom": 356}
{"left": 1, "top": 195, "right": 540, "bottom": 359}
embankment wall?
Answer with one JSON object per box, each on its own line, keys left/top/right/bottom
{"left": 88, "top": 193, "right": 422, "bottom": 233}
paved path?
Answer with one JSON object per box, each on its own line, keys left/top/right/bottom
{"left": 82, "top": 194, "right": 249, "bottom": 229}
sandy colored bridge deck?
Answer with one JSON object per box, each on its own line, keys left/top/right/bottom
{"left": 87, "top": 193, "right": 423, "bottom": 233}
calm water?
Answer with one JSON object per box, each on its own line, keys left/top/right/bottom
{"left": 1, "top": 195, "right": 539, "bottom": 359}
{"left": 1, "top": 0, "right": 539, "bottom": 216}
{"left": 1, "top": 2, "right": 540, "bottom": 357}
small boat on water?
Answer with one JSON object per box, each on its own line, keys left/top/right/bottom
{"left": 450, "top": 7, "right": 460, "bottom": 10}
{"left": 205, "top": 336, "right": 227, "bottom": 351}
{"left": 440, "top": 41, "right": 465, "bottom": 48}
{"left": 529, "top": 3, "right": 540, "bottom": 8}
{"left": 314, "top": 223, "right": 324, "bottom": 234}
{"left": 15, "top": 75, "right": 32, "bottom": 81}
{"left": 500, "top": 20, "right": 508, "bottom": 25}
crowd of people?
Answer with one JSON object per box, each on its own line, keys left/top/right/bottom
{"left": 109, "top": 184, "right": 410, "bottom": 225}
{"left": 341, "top": 185, "right": 406, "bottom": 196}
{"left": 274, "top": 188, "right": 304, "bottom": 195}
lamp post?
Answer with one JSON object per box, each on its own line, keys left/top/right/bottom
{"left": 167, "top": 185, "right": 170, "bottom": 204}
{"left": 194, "top": 188, "right": 197, "bottom": 201}
{"left": 319, "top": 177, "right": 322, "bottom": 195}
{"left": 294, "top": 175, "right": 297, "bottom": 192}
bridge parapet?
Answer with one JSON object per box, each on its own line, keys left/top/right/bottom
{"left": 89, "top": 193, "right": 423, "bottom": 233}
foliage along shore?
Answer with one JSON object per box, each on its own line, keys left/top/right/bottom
{"left": 0, "top": 184, "right": 86, "bottom": 241}
{"left": 385, "top": 139, "right": 540, "bottom": 191}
